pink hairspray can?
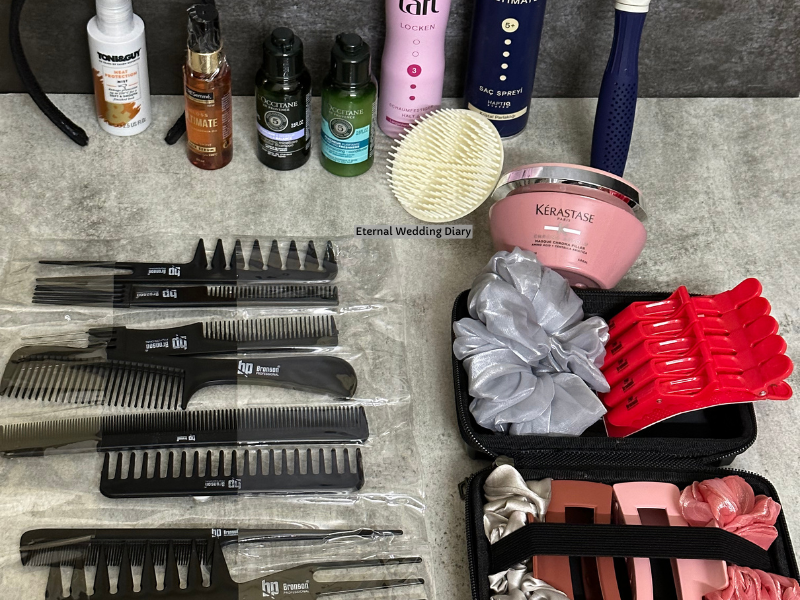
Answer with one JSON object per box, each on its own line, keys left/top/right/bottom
{"left": 378, "top": 0, "right": 452, "bottom": 138}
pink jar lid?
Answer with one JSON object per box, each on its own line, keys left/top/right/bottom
{"left": 491, "top": 163, "right": 646, "bottom": 220}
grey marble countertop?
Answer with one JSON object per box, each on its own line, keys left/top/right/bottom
{"left": 0, "top": 94, "right": 799, "bottom": 596}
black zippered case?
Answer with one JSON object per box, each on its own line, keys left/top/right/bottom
{"left": 451, "top": 289, "right": 799, "bottom": 600}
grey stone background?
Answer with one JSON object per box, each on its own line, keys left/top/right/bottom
{"left": 2, "top": 0, "right": 799, "bottom": 97}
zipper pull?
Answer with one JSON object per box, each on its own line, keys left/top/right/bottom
{"left": 458, "top": 476, "right": 472, "bottom": 501}
{"left": 494, "top": 455, "right": 515, "bottom": 467}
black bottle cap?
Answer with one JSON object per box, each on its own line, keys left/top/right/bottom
{"left": 262, "top": 27, "right": 306, "bottom": 80}
{"left": 187, "top": 3, "right": 221, "bottom": 53}
{"left": 329, "top": 32, "right": 371, "bottom": 87}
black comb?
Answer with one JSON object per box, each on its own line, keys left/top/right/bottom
{"left": 99, "top": 447, "right": 365, "bottom": 497}
{"left": 1, "top": 328, "right": 358, "bottom": 408}
{"left": 38, "top": 239, "right": 337, "bottom": 283}
{"left": 0, "top": 406, "right": 369, "bottom": 456}
{"left": 32, "top": 282, "right": 339, "bottom": 308}
{"left": 26, "top": 535, "right": 423, "bottom": 600}
{"left": 83, "top": 315, "right": 339, "bottom": 356}
{"left": 20, "top": 527, "right": 404, "bottom": 567}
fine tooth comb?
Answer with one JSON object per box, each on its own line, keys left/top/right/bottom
{"left": 19, "top": 528, "right": 405, "bottom": 568}
{"left": 0, "top": 406, "right": 369, "bottom": 456}
{"left": 99, "top": 447, "right": 364, "bottom": 497}
{"left": 84, "top": 315, "right": 340, "bottom": 356}
{"left": 32, "top": 282, "right": 339, "bottom": 308}
{"left": 21, "top": 530, "right": 421, "bottom": 600}
{"left": 38, "top": 239, "right": 338, "bottom": 284}
{"left": 1, "top": 319, "right": 357, "bottom": 409}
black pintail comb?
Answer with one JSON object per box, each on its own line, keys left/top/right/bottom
{"left": 100, "top": 447, "right": 365, "bottom": 498}
{"left": 20, "top": 527, "right": 404, "bottom": 568}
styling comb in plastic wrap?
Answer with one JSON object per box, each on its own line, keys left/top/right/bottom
{"left": 0, "top": 405, "right": 369, "bottom": 456}
{"left": 33, "top": 239, "right": 338, "bottom": 307}
{"left": 1, "top": 317, "right": 357, "bottom": 409}
{"left": 99, "top": 447, "right": 365, "bottom": 497}
{"left": 19, "top": 528, "right": 421, "bottom": 600}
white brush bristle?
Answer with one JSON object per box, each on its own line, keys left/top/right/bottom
{"left": 387, "top": 109, "right": 504, "bottom": 223}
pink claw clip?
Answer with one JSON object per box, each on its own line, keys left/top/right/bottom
{"left": 534, "top": 481, "right": 621, "bottom": 600}
{"left": 612, "top": 482, "right": 729, "bottom": 600}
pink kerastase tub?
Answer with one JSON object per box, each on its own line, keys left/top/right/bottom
{"left": 490, "top": 163, "right": 648, "bottom": 289}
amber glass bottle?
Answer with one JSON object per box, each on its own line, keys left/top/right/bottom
{"left": 183, "top": 4, "right": 232, "bottom": 170}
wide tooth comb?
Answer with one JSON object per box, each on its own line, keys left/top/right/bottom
{"left": 1, "top": 356, "right": 185, "bottom": 410}
{"left": 210, "top": 239, "right": 226, "bottom": 271}
{"left": 99, "top": 447, "right": 365, "bottom": 498}
{"left": 36, "top": 239, "right": 338, "bottom": 290}
{"left": 232, "top": 239, "right": 246, "bottom": 270}
{"left": 267, "top": 239, "right": 283, "bottom": 270}
{"left": 286, "top": 240, "right": 302, "bottom": 271}
{"left": 193, "top": 238, "right": 208, "bottom": 270}
{"left": 249, "top": 239, "right": 264, "bottom": 270}
{"left": 306, "top": 240, "right": 319, "bottom": 271}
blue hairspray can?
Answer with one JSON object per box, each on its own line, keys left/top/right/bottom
{"left": 463, "top": 0, "right": 548, "bottom": 138}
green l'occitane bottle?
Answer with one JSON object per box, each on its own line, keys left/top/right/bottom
{"left": 320, "top": 33, "right": 377, "bottom": 177}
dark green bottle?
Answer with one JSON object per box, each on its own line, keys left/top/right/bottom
{"left": 320, "top": 33, "right": 377, "bottom": 177}
{"left": 255, "top": 27, "right": 312, "bottom": 170}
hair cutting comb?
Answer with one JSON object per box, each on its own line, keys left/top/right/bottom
{"left": 76, "top": 315, "right": 338, "bottom": 357}
{"left": 1, "top": 319, "right": 357, "bottom": 409}
{"left": 39, "top": 239, "right": 338, "bottom": 283}
{"left": 20, "top": 527, "right": 403, "bottom": 568}
{"left": 22, "top": 530, "right": 423, "bottom": 600}
{"left": 0, "top": 405, "right": 369, "bottom": 456}
{"left": 534, "top": 481, "right": 620, "bottom": 600}
{"left": 32, "top": 282, "right": 339, "bottom": 308}
{"left": 613, "top": 482, "right": 729, "bottom": 600}
{"left": 100, "top": 447, "right": 365, "bottom": 497}
{"left": 33, "top": 239, "right": 338, "bottom": 307}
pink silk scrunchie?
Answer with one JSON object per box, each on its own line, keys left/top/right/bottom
{"left": 680, "top": 476, "right": 782, "bottom": 550}
{"left": 704, "top": 566, "right": 800, "bottom": 600}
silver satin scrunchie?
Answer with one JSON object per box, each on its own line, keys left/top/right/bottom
{"left": 453, "top": 248, "right": 609, "bottom": 436}
{"left": 484, "top": 466, "right": 569, "bottom": 600}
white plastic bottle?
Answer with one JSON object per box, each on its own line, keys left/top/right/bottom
{"left": 87, "top": 0, "right": 151, "bottom": 135}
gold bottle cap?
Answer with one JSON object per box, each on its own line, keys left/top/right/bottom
{"left": 188, "top": 46, "right": 222, "bottom": 75}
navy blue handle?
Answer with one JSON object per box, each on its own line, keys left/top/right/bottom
{"left": 590, "top": 10, "right": 647, "bottom": 177}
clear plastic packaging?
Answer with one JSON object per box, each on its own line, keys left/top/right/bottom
{"left": 0, "top": 235, "right": 432, "bottom": 598}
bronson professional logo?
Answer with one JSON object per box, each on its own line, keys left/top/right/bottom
{"left": 238, "top": 361, "right": 254, "bottom": 376}
{"left": 262, "top": 581, "right": 279, "bottom": 598}
{"left": 399, "top": 0, "right": 439, "bottom": 14}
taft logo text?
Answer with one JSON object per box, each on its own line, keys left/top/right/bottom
{"left": 399, "top": 0, "right": 439, "bottom": 14}
{"left": 171, "top": 335, "right": 187, "bottom": 350}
